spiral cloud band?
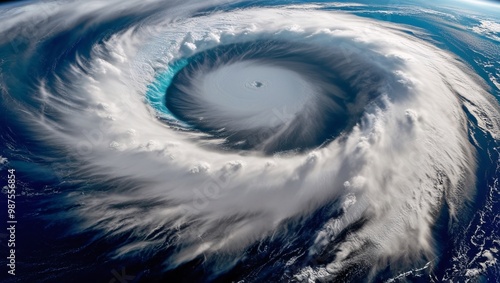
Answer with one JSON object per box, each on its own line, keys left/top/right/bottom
{"left": 0, "top": 0, "right": 499, "bottom": 282}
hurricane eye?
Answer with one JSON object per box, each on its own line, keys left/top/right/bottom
{"left": 157, "top": 40, "right": 384, "bottom": 154}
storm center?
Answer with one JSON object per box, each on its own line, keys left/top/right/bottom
{"left": 248, "top": 80, "right": 265, "bottom": 88}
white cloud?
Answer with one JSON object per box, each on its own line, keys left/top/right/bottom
{"left": 472, "top": 20, "right": 500, "bottom": 41}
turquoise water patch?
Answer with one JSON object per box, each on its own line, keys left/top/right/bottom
{"left": 145, "top": 59, "right": 189, "bottom": 125}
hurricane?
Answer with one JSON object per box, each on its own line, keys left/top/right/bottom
{"left": 0, "top": 0, "right": 499, "bottom": 282}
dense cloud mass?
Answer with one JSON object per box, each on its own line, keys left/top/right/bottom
{"left": 0, "top": 0, "right": 499, "bottom": 282}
